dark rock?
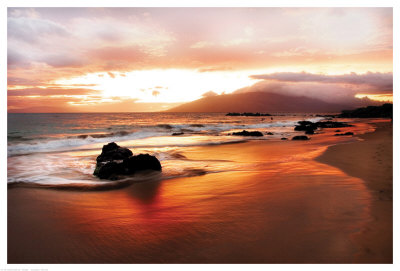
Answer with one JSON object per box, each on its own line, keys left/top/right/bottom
{"left": 232, "top": 130, "right": 263, "bottom": 137}
{"left": 281, "top": 137, "right": 288, "bottom": 140}
{"left": 266, "top": 132, "right": 274, "bottom": 135}
{"left": 305, "top": 128, "right": 315, "bottom": 135}
{"left": 339, "top": 103, "right": 392, "bottom": 118}
{"left": 94, "top": 161, "right": 124, "bottom": 180}
{"left": 226, "top": 112, "right": 271, "bottom": 117}
{"left": 294, "top": 120, "right": 352, "bottom": 133}
{"left": 172, "top": 132, "right": 184, "bottom": 136}
{"left": 93, "top": 142, "right": 161, "bottom": 180}
{"left": 335, "top": 130, "right": 341, "bottom": 132}
{"left": 292, "top": 135, "right": 309, "bottom": 140}
{"left": 334, "top": 132, "right": 354, "bottom": 136}
{"left": 315, "top": 121, "right": 352, "bottom": 128}
{"left": 96, "top": 142, "right": 133, "bottom": 163}
{"left": 294, "top": 121, "right": 318, "bottom": 132}
{"left": 122, "top": 154, "right": 162, "bottom": 174}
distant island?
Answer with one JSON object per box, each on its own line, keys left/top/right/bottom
{"left": 167, "top": 91, "right": 380, "bottom": 113}
{"left": 226, "top": 112, "right": 272, "bottom": 116}
{"left": 339, "top": 103, "right": 392, "bottom": 118}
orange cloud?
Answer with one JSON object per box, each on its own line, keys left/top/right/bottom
{"left": 7, "top": 7, "right": 393, "bottom": 112}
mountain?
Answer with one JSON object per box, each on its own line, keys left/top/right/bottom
{"left": 166, "top": 92, "right": 355, "bottom": 113}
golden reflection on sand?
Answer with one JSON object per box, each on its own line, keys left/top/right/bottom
{"left": 8, "top": 120, "right": 384, "bottom": 263}
{"left": 25, "top": 136, "right": 371, "bottom": 263}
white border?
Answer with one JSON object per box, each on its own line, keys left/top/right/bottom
{"left": 1, "top": 1, "right": 398, "bottom": 271}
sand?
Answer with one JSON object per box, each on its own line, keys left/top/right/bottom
{"left": 316, "top": 121, "right": 393, "bottom": 263}
{"left": 7, "top": 120, "right": 393, "bottom": 263}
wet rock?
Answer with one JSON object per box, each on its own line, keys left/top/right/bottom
{"left": 294, "top": 121, "right": 318, "bottom": 132}
{"left": 94, "top": 161, "right": 124, "bottom": 180}
{"left": 96, "top": 142, "right": 133, "bottom": 163}
{"left": 122, "top": 154, "right": 162, "bottom": 174}
{"left": 305, "top": 128, "right": 315, "bottom": 135}
{"left": 334, "top": 132, "right": 354, "bottom": 136}
{"left": 294, "top": 120, "right": 352, "bottom": 134}
{"left": 226, "top": 112, "right": 271, "bottom": 116}
{"left": 292, "top": 135, "right": 310, "bottom": 140}
{"left": 316, "top": 121, "right": 352, "bottom": 128}
{"left": 93, "top": 142, "right": 161, "bottom": 180}
{"left": 232, "top": 130, "right": 263, "bottom": 136}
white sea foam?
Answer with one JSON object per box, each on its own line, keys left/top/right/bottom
{"left": 7, "top": 114, "right": 326, "bottom": 187}
{"left": 8, "top": 119, "right": 320, "bottom": 156}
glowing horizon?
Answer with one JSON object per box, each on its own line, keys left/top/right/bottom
{"left": 7, "top": 7, "right": 393, "bottom": 112}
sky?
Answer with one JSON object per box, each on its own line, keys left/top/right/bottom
{"left": 7, "top": 7, "right": 393, "bottom": 112}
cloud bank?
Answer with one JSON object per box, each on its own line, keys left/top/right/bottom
{"left": 236, "top": 71, "right": 392, "bottom": 105}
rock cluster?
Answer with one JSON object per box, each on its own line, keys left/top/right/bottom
{"left": 232, "top": 130, "right": 264, "bottom": 137}
{"left": 226, "top": 112, "right": 272, "bottom": 117}
{"left": 292, "top": 135, "right": 309, "bottom": 140}
{"left": 93, "top": 142, "right": 161, "bottom": 180}
{"left": 294, "top": 120, "right": 352, "bottom": 135}
{"left": 334, "top": 132, "right": 354, "bottom": 136}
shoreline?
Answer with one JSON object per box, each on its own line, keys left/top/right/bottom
{"left": 316, "top": 120, "right": 393, "bottom": 263}
{"left": 7, "top": 119, "right": 393, "bottom": 263}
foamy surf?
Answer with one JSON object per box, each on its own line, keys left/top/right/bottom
{"left": 7, "top": 112, "right": 327, "bottom": 188}
{"left": 7, "top": 117, "right": 322, "bottom": 157}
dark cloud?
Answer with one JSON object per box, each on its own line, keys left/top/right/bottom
{"left": 250, "top": 71, "right": 393, "bottom": 90}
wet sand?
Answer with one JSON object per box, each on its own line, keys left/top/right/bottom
{"left": 316, "top": 121, "right": 393, "bottom": 263}
{"left": 8, "top": 120, "right": 392, "bottom": 263}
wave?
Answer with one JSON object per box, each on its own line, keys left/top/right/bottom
{"left": 7, "top": 166, "right": 213, "bottom": 191}
{"left": 7, "top": 171, "right": 162, "bottom": 191}
{"left": 7, "top": 117, "right": 323, "bottom": 156}
{"left": 7, "top": 130, "right": 165, "bottom": 156}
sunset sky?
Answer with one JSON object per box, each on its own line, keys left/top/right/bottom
{"left": 7, "top": 7, "right": 393, "bottom": 112}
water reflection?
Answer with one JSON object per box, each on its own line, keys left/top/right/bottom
{"left": 127, "top": 180, "right": 162, "bottom": 205}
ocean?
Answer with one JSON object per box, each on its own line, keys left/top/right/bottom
{"left": 7, "top": 112, "right": 328, "bottom": 188}
{"left": 8, "top": 112, "right": 386, "bottom": 263}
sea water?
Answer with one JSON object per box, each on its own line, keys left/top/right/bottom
{"left": 7, "top": 112, "right": 325, "bottom": 187}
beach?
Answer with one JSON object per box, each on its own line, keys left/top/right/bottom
{"left": 317, "top": 121, "right": 393, "bottom": 263}
{"left": 7, "top": 119, "right": 392, "bottom": 263}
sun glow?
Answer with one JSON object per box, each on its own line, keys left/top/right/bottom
{"left": 355, "top": 93, "right": 393, "bottom": 102}
{"left": 54, "top": 69, "right": 259, "bottom": 103}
